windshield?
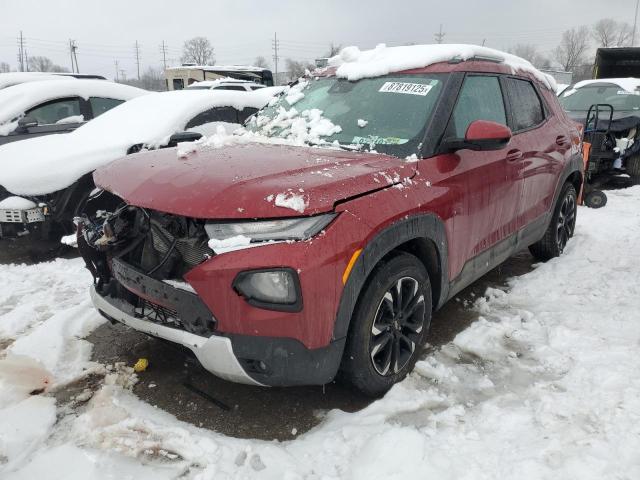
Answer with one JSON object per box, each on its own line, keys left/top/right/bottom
{"left": 247, "top": 74, "right": 445, "bottom": 157}
{"left": 560, "top": 84, "right": 640, "bottom": 113}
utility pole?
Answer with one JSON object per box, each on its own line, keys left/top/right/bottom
{"left": 114, "top": 60, "right": 119, "bottom": 81}
{"left": 120, "top": 69, "right": 127, "bottom": 81}
{"left": 435, "top": 24, "right": 446, "bottom": 44}
{"left": 633, "top": 0, "right": 639, "bottom": 46}
{"left": 160, "top": 40, "right": 168, "bottom": 70}
{"left": 69, "top": 40, "right": 79, "bottom": 73}
{"left": 134, "top": 41, "right": 141, "bottom": 80}
{"left": 17, "top": 31, "right": 25, "bottom": 72}
{"left": 272, "top": 32, "right": 279, "bottom": 85}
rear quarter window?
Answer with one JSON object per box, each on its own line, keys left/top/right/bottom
{"left": 504, "top": 78, "right": 545, "bottom": 131}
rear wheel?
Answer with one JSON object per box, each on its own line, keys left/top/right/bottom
{"left": 529, "top": 183, "right": 577, "bottom": 261}
{"left": 626, "top": 154, "right": 640, "bottom": 185}
{"left": 340, "top": 252, "right": 432, "bottom": 397}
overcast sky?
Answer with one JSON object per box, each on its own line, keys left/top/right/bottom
{"left": 1, "top": 0, "right": 638, "bottom": 79}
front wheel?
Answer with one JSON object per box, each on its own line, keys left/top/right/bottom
{"left": 340, "top": 252, "right": 432, "bottom": 397}
{"left": 529, "top": 182, "right": 577, "bottom": 261}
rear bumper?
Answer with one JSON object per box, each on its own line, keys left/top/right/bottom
{"left": 90, "top": 285, "right": 264, "bottom": 386}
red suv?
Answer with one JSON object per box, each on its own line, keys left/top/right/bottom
{"left": 78, "top": 49, "right": 582, "bottom": 396}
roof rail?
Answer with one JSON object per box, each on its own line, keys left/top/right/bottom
{"left": 448, "top": 55, "right": 504, "bottom": 64}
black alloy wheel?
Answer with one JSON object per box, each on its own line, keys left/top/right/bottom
{"left": 370, "top": 277, "right": 426, "bottom": 376}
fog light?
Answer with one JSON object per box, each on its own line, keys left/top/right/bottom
{"left": 234, "top": 268, "right": 302, "bottom": 312}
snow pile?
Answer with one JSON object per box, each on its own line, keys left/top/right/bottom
{"left": 0, "top": 79, "right": 146, "bottom": 127}
{"left": 252, "top": 105, "right": 342, "bottom": 145}
{"left": 0, "top": 72, "right": 75, "bottom": 91}
{"left": 273, "top": 191, "right": 308, "bottom": 213}
{"left": 55, "top": 114, "right": 84, "bottom": 125}
{"left": 329, "top": 43, "right": 557, "bottom": 90}
{"left": 0, "top": 196, "right": 37, "bottom": 210}
{"left": 1, "top": 188, "right": 640, "bottom": 478}
{"left": 357, "top": 118, "right": 368, "bottom": 128}
{"left": 0, "top": 89, "right": 278, "bottom": 196}
{"left": 207, "top": 234, "right": 252, "bottom": 254}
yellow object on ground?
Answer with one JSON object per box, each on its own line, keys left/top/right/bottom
{"left": 133, "top": 358, "right": 149, "bottom": 372}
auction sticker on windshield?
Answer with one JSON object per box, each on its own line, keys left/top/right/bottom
{"left": 379, "top": 82, "right": 433, "bottom": 96}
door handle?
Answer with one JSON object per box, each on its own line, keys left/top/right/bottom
{"left": 506, "top": 149, "right": 523, "bottom": 162}
{"left": 556, "top": 135, "right": 569, "bottom": 146}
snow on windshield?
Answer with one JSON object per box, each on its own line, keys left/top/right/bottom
{"left": 328, "top": 43, "right": 557, "bottom": 91}
{"left": 0, "top": 89, "right": 277, "bottom": 196}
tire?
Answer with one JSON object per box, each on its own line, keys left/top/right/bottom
{"left": 584, "top": 190, "right": 607, "bottom": 209}
{"left": 340, "top": 252, "right": 432, "bottom": 397}
{"left": 627, "top": 154, "right": 640, "bottom": 185}
{"left": 529, "top": 182, "right": 577, "bottom": 262}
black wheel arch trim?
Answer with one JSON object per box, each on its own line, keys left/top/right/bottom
{"left": 332, "top": 213, "right": 449, "bottom": 342}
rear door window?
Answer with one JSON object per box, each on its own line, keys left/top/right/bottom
{"left": 448, "top": 76, "right": 507, "bottom": 138}
{"left": 504, "top": 78, "right": 545, "bottom": 131}
{"left": 89, "top": 97, "right": 124, "bottom": 118}
{"left": 185, "top": 106, "right": 240, "bottom": 128}
{"left": 26, "top": 97, "right": 82, "bottom": 125}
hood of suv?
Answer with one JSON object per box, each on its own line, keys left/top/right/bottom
{"left": 93, "top": 143, "right": 415, "bottom": 218}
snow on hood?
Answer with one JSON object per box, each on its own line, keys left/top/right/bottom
{"left": 0, "top": 71, "right": 74, "bottom": 90}
{"left": 0, "top": 89, "right": 279, "bottom": 196}
{"left": 328, "top": 43, "right": 557, "bottom": 90}
{"left": 562, "top": 77, "right": 640, "bottom": 97}
{"left": 0, "top": 79, "right": 147, "bottom": 127}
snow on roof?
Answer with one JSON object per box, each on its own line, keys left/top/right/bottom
{"left": 0, "top": 72, "right": 76, "bottom": 90}
{"left": 328, "top": 43, "right": 557, "bottom": 90}
{"left": 188, "top": 78, "right": 263, "bottom": 88}
{"left": 0, "top": 80, "right": 147, "bottom": 126}
{"left": 569, "top": 77, "right": 640, "bottom": 93}
{"left": 167, "top": 65, "right": 267, "bottom": 72}
{"left": 0, "top": 89, "right": 279, "bottom": 196}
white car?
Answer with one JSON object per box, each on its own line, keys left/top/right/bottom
{"left": 0, "top": 79, "right": 147, "bottom": 145}
{"left": 187, "top": 78, "right": 267, "bottom": 92}
{"left": 0, "top": 71, "right": 107, "bottom": 90}
{"left": 0, "top": 88, "right": 279, "bottom": 241}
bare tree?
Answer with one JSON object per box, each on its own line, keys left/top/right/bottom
{"left": 325, "top": 43, "right": 342, "bottom": 57}
{"left": 27, "top": 56, "right": 68, "bottom": 73}
{"left": 508, "top": 44, "right": 550, "bottom": 69}
{"left": 554, "top": 26, "right": 591, "bottom": 72}
{"left": 592, "top": 18, "right": 633, "bottom": 47}
{"left": 120, "top": 67, "right": 165, "bottom": 91}
{"left": 0, "top": 62, "right": 10, "bottom": 73}
{"left": 285, "top": 58, "right": 314, "bottom": 82}
{"left": 181, "top": 37, "right": 214, "bottom": 65}
{"left": 253, "top": 56, "right": 269, "bottom": 68}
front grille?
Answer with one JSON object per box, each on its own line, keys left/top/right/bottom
{"left": 150, "top": 221, "right": 213, "bottom": 267}
{"left": 134, "top": 296, "right": 183, "bottom": 330}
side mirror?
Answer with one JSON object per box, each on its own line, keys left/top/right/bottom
{"left": 444, "top": 120, "right": 512, "bottom": 152}
{"left": 166, "top": 131, "right": 202, "bottom": 148}
{"left": 16, "top": 115, "right": 38, "bottom": 131}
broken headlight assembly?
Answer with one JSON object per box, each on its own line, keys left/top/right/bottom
{"left": 203, "top": 213, "right": 337, "bottom": 243}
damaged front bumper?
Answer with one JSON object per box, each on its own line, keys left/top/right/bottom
{"left": 90, "top": 285, "right": 264, "bottom": 386}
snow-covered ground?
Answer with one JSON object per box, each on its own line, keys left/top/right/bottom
{"left": 1, "top": 188, "right": 639, "bottom": 479}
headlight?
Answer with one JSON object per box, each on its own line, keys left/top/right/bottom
{"left": 205, "top": 213, "right": 337, "bottom": 243}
